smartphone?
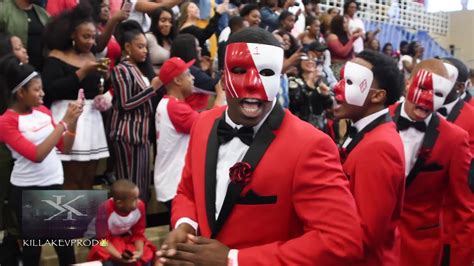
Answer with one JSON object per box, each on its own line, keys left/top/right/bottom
{"left": 97, "top": 57, "right": 110, "bottom": 71}
{"left": 77, "top": 88, "right": 85, "bottom": 105}
{"left": 122, "top": 0, "right": 132, "bottom": 12}
{"left": 122, "top": 249, "right": 133, "bottom": 260}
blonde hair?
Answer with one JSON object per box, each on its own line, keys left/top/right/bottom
{"left": 177, "top": 1, "right": 193, "bottom": 30}
{"left": 319, "top": 13, "right": 332, "bottom": 36}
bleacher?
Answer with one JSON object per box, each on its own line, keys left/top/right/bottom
{"left": 320, "top": 0, "right": 451, "bottom": 57}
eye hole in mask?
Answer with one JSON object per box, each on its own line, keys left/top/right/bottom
{"left": 435, "top": 92, "right": 443, "bottom": 97}
{"left": 231, "top": 67, "right": 246, "bottom": 74}
{"left": 260, "top": 69, "right": 275, "bottom": 76}
{"left": 347, "top": 79, "right": 353, "bottom": 85}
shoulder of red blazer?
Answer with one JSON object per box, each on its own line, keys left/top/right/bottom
{"left": 457, "top": 103, "right": 474, "bottom": 128}
{"left": 388, "top": 102, "right": 401, "bottom": 116}
{"left": 195, "top": 105, "right": 227, "bottom": 124}
{"left": 437, "top": 114, "right": 470, "bottom": 143}
{"left": 277, "top": 110, "right": 337, "bottom": 147}
{"left": 364, "top": 122, "right": 402, "bottom": 145}
{"left": 188, "top": 106, "right": 227, "bottom": 137}
{"left": 350, "top": 122, "right": 405, "bottom": 158}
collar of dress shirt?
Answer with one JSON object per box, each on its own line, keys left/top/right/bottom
{"left": 352, "top": 108, "right": 389, "bottom": 132}
{"left": 225, "top": 100, "right": 277, "bottom": 137}
{"left": 400, "top": 101, "right": 432, "bottom": 126}
{"left": 441, "top": 98, "right": 460, "bottom": 115}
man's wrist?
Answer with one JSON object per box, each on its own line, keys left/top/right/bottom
{"left": 175, "top": 218, "right": 198, "bottom": 234}
{"left": 177, "top": 223, "right": 197, "bottom": 235}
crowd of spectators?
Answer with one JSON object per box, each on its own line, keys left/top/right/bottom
{"left": 1, "top": 0, "right": 469, "bottom": 264}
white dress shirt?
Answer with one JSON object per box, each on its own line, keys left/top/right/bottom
{"left": 342, "top": 108, "right": 389, "bottom": 148}
{"left": 175, "top": 101, "right": 277, "bottom": 265}
{"left": 216, "top": 101, "right": 276, "bottom": 219}
{"left": 399, "top": 102, "right": 431, "bottom": 176}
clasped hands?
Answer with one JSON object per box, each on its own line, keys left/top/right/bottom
{"left": 155, "top": 225, "right": 230, "bottom": 266}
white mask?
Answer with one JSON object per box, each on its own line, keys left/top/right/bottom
{"left": 443, "top": 62, "right": 459, "bottom": 85}
{"left": 334, "top": 62, "right": 374, "bottom": 107}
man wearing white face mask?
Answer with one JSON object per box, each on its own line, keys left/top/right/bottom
{"left": 436, "top": 58, "right": 474, "bottom": 266}
{"left": 333, "top": 50, "right": 405, "bottom": 266}
{"left": 437, "top": 58, "right": 474, "bottom": 155}
{"left": 155, "top": 27, "right": 364, "bottom": 266}
{"left": 388, "top": 59, "right": 473, "bottom": 266}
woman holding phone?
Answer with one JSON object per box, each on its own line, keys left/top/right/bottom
{"left": 177, "top": 0, "right": 229, "bottom": 56}
{"left": 288, "top": 51, "right": 333, "bottom": 130}
{"left": 42, "top": 4, "right": 110, "bottom": 190}
{"left": 0, "top": 55, "right": 83, "bottom": 266}
{"left": 110, "top": 21, "right": 163, "bottom": 201}
{"left": 90, "top": 0, "right": 130, "bottom": 68}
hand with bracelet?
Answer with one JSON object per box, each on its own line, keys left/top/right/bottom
{"left": 60, "top": 102, "right": 83, "bottom": 137}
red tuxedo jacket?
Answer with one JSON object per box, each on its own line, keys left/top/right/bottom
{"left": 464, "top": 91, "right": 474, "bottom": 106}
{"left": 389, "top": 103, "right": 473, "bottom": 266}
{"left": 172, "top": 104, "right": 364, "bottom": 265}
{"left": 441, "top": 100, "right": 474, "bottom": 263}
{"left": 342, "top": 115, "right": 405, "bottom": 266}
{"left": 446, "top": 100, "right": 474, "bottom": 154}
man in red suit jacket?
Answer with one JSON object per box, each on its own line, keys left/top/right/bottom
{"left": 438, "top": 58, "right": 474, "bottom": 155}
{"left": 333, "top": 50, "right": 405, "bottom": 266}
{"left": 463, "top": 90, "right": 474, "bottom": 106}
{"left": 388, "top": 59, "right": 473, "bottom": 266}
{"left": 461, "top": 68, "right": 474, "bottom": 106}
{"left": 155, "top": 27, "right": 364, "bottom": 266}
{"left": 437, "top": 58, "right": 474, "bottom": 264}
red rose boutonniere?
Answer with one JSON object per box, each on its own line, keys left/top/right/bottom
{"left": 229, "top": 162, "right": 253, "bottom": 185}
{"left": 418, "top": 148, "right": 432, "bottom": 161}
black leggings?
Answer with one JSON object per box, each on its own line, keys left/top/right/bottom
{"left": 9, "top": 184, "right": 76, "bottom": 266}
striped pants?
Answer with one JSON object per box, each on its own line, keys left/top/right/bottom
{"left": 113, "top": 141, "right": 152, "bottom": 201}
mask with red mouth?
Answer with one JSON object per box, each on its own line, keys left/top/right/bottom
{"left": 406, "top": 69, "right": 454, "bottom": 111}
{"left": 224, "top": 42, "right": 284, "bottom": 101}
{"left": 334, "top": 62, "right": 374, "bottom": 107}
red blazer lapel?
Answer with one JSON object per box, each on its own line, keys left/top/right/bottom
{"left": 212, "top": 103, "right": 285, "bottom": 238}
{"left": 446, "top": 100, "right": 464, "bottom": 123}
{"left": 344, "top": 113, "right": 392, "bottom": 156}
{"left": 204, "top": 114, "right": 222, "bottom": 235}
{"left": 405, "top": 114, "right": 441, "bottom": 187}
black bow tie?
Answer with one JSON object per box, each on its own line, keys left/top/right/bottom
{"left": 217, "top": 119, "right": 254, "bottom": 146}
{"left": 437, "top": 107, "right": 448, "bottom": 117}
{"left": 347, "top": 125, "right": 358, "bottom": 139}
{"left": 397, "top": 116, "right": 426, "bottom": 132}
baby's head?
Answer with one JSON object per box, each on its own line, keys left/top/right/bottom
{"left": 111, "top": 179, "right": 139, "bottom": 214}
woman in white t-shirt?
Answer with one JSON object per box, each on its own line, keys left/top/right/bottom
{"left": 0, "top": 55, "right": 83, "bottom": 265}
{"left": 399, "top": 41, "right": 423, "bottom": 79}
